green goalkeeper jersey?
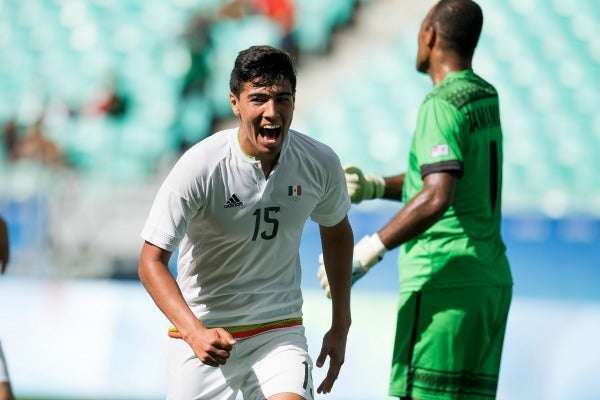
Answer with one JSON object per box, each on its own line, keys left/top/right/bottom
{"left": 399, "top": 69, "right": 512, "bottom": 292}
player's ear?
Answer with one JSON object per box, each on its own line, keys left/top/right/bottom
{"left": 229, "top": 92, "right": 240, "bottom": 117}
{"left": 425, "top": 25, "right": 436, "bottom": 49}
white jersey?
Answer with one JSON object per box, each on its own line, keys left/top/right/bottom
{"left": 141, "top": 128, "right": 350, "bottom": 327}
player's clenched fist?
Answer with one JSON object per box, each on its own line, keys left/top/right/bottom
{"left": 344, "top": 165, "right": 385, "bottom": 204}
{"left": 187, "top": 327, "right": 237, "bottom": 367}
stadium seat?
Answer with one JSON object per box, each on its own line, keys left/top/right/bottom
{"left": 0, "top": 0, "right": 597, "bottom": 216}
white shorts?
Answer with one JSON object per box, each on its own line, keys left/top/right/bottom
{"left": 167, "top": 325, "right": 314, "bottom": 400}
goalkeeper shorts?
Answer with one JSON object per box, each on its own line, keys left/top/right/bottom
{"left": 389, "top": 285, "right": 512, "bottom": 400}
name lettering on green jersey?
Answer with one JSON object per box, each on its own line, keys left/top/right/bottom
{"left": 466, "top": 105, "right": 500, "bottom": 133}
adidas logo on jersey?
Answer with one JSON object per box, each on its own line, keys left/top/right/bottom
{"left": 224, "top": 194, "right": 243, "bottom": 208}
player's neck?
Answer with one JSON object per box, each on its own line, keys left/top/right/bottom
{"left": 428, "top": 48, "right": 472, "bottom": 85}
{"left": 259, "top": 153, "right": 280, "bottom": 179}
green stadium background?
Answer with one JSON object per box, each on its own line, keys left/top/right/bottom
{"left": 1, "top": 0, "right": 599, "bottom": 399}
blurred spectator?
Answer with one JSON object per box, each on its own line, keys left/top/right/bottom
{"left": 83, "top": 74, "right": 129, "bottom": 119}
{"left": 173, "top": 10, "right": 219, "bottom": 152}
{"left": 249, "top": 0, "right": 298, "bottom": 58}
{"left": 180, "top": 12, "right": 214, "bottom": 97}
{"left": 218, "top": 0, "right": 247, "bottom": 19}
{"left": 2, "top": 118, "right": 19, "bottom": 161}
{"left": 11, "top": 116, "right": 62, "bottom": 166}
{"left": 44, "top": 96, "right": 79, "bottom": 123}
{"left": 219, "top": 0, "right": 298, "bottom": 58}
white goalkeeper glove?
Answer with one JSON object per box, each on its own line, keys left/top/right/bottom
{"left": 344, "top": 165, "right": 385, "bottom": 204}
{"left": 317, "top": 234, "right": 387, "bottom": 298}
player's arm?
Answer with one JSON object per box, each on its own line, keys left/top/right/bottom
{"left": 382, "top": 174, "right": 405, "bottom": 201}
{"left": 377, "top": 171, "right": 456, "bottom": 249}
{"left": 138, "top": 241, "right": 235, "bottom": 367}
{"left": 315, "top": 216, "right": 353, "bottom": 394}
{"left": 318, "top": 171, "right": 456, "bottom": 297}
{"left": 0, "top": 217, "right": 9, "bottom": 274}
{"left": 344, "top": 165, "right": 405, "bottom": 203}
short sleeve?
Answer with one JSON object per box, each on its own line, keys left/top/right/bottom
{"left": 140, "top": 154, "right": 206, "bottom": 252}
{"left": 310, "top": 151, "right": 351, "bottom": 227}
{"left": 414, "top": 98, "right": 465, "bottom": 177}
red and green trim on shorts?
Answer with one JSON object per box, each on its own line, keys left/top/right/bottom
{"left": 168, "top": 317, "right": 303, "bottom": 339}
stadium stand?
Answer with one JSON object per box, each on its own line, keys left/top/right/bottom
{"left": 0, "top": 0, "right": 598, "bottom": 277}
{"left": 0, "top": 0, "right": 370, "bottom": 275}
{"left": 0, "top": 0, "right": 367, "bottom": 177}
{"left": 294, "top": 0, "right": 600, "bottom": 217}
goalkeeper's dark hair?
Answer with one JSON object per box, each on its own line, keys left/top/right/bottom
{"left": 229, "top": 45, "right": 297, "bottom": 96}
{"left": 427, "top": 0, "right": 483, "bottom": 59}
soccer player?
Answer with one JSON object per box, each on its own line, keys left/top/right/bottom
{"left": 318, "top": 1, "right": 513, "bottom": 399}
{"left": 0, "top": 216, "right": 15, "bottom": 400}
{"left": 138, "top": 45, "right": 353, "bottom": 400}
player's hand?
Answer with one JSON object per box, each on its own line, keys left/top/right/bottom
{"left": 315, "top": 326, "right": 348, "bottom": 394}
{"left": 344, "top": 165, "right": 385, "bottom": 204}
{"left": 317, "top": 234, "right": 387, "bottom": 298}
{"left": 186, "top": 327, "right": 237, "bottom": 367}
{"left": 351, "top": 234, "right": 387, "bottom": 283}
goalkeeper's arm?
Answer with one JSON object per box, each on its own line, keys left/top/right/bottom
{"left": 344, "top": 165, "right": 404, "bottom": 204}
{"left": 318, "top": 171, "right": 457, "bottom": 298}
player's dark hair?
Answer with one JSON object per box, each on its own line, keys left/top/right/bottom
{"left": 428, "top": 0, "right": 483, "bottom": 59}
{"left": 229, "top": 45, "right": 297, "bottom": 96}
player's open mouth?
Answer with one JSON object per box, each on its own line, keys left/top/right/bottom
{"left": 259, "top": 124, "right": 281, "bottom": 142}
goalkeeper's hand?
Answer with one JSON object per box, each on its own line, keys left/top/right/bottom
{"left": 344, "top": 165, "right": 385, "bottom": 204}
{"left": 317, "top": 234, "right": 387, "bottom": 298}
